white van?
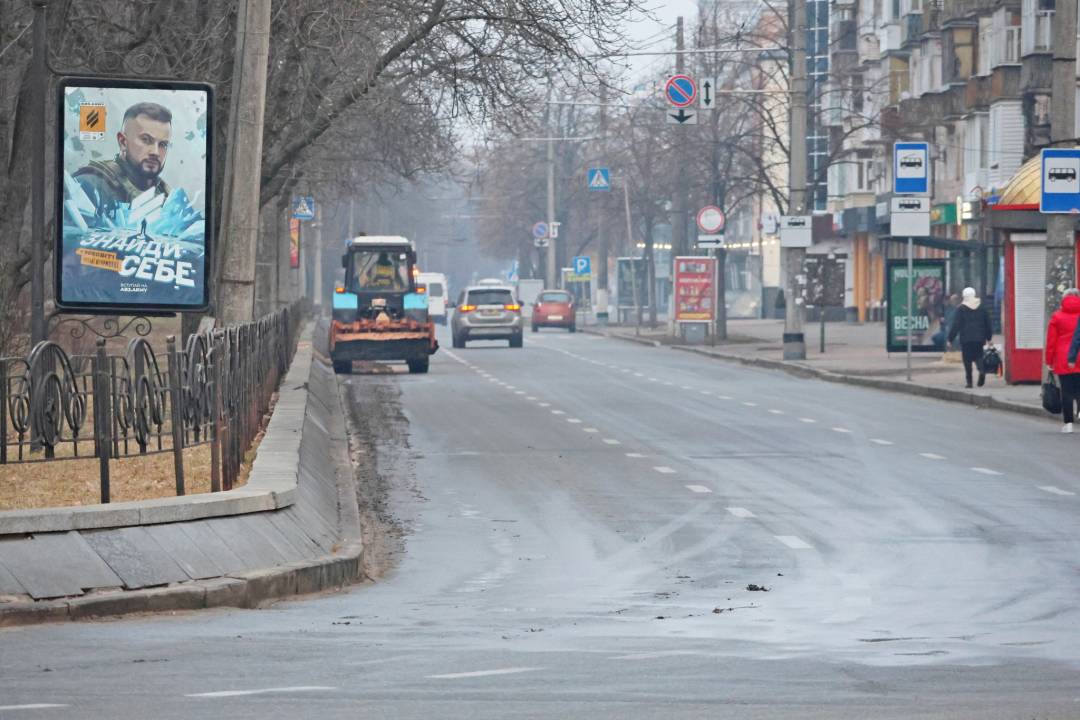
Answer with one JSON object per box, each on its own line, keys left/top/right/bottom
{"left": 418, "top": 272, "right": 449, "bottom": 324}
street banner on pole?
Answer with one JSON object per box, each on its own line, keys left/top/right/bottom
{"left": 673, "top": 256, "right": 716, "bottom": 323}
{"left": 289, "top": 218, "right": 300, "bottom": 269}
{"left": 56, "top": 78, "right": 213, "bottom": 313}
{"left": 885, "top": 259, "right": 946, "bottom": 353}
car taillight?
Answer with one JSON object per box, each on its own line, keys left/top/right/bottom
{"left": 459, "top": 304, "right": 476, "bottom": 312}
{"left": 505, "top": 304, "right": 521, "bottom": 312}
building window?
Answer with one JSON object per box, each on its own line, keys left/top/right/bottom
{"left": 1022, "top": 0, "right": 1055, "bottom": 56}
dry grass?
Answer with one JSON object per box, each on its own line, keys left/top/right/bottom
{"left": 0, "top": 443, "right": 236, "bottom": 510}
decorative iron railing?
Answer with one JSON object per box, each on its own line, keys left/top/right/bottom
{"left": 0, "top": 305, "right": 303, "bottom": 504}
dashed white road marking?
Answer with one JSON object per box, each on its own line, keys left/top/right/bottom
{"left": 775, "top": 535, "right": 813, "bottom": 550}
{"left": 566, "top": 418, "right": 582, "bottom": 424}
{"left": 742, "top": 401, "right": 758, "bottom": 407}
{"left": 603, "top": 438, "right": 621, "bottom": 445}
{"left": 971, "top": 467, "right": 1002, "bottom": 476}
{"left": 514, "top": 391, "right": 526, "bottom": 395}
{"left": 427, "top": 667, "right": 542, "bottom": 680}
{"left": 626, "top": 452, "right": 646, "bottom": 458}
{"left": 526, "top": 396, "right": 537, "bottom": 401}
{"left": 583, "top": 428, "right": 599, "bottom": 433}
{"left": 664, "top": 381, "right": 675, "bottom": 386}
{"left": 919, "top": 452, "right": 945, "bottom": 460}
{"left": 634, "top": 373, "right": 645, "bottom": 378}
{"left": 726, "top": 507, "right": 756, "bottom": 518}
{"left": 768, "top": 409, "right": 784, "bottom": 415}
{"left": 0, "top": 705, "right": 70, "bottom": 711}
{"left": 700, "top": 391, "right": 713, "bottom": 397}
{"left": 717, "top": 395, "right": 732, "bottom": 400}
{"left": 653, "top": 466, "right": 677, "bottom": 474}
{"left": 831, "top": 427, "right": 852, "bottom": 434}
{"left": 551, "top": 410, "right": 566, "bottom": 415}
{"left": 1038, "top": 485, "right": 1076, "bottom": 496}
{"left": 609, "top": 650, "right": 702, "bottom": 661}
{"left": 649, "top": 377, "right": 660, "bottom": 382}
{"left": 686, "top": 485, "right": 712, "bottom": 494}
{"left": 187, "top": 687, "right": 337, "bottom": 698}
{"left": 681, "top": 386, "right": 692, "bottom": 391}
{"left": 869, "top": 438, "right": 893, "bottom": 446}
{"left": 799, "top": 418, "right": 816, "bottom": 424}
{"left": 538, "top": 402, "right": 551, "bottom": 408}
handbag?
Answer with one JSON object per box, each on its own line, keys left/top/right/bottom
{"left": 1042, "top": 370, "right": 1063, "bottom": 415}
{"left": 981, "top": 345, "right": 1002, "bottom": 375}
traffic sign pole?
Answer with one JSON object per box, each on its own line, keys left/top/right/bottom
{"left": 907, "top": 237, "right": 913, "bottom": 382}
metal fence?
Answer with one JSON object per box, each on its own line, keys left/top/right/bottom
{"left": 0, "top": 305, "right": 303, "bottom": 503}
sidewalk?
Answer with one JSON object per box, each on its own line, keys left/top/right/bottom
{"left": 592, "top": 318, "right": 1047, "bottom": 417}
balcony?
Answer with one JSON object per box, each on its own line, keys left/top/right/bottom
{"left": 902, "top": 13, "right": 924, "bottom": 47}
{"left": 941, "top": 0, "right": 1007, "bottom": 24}
{"left": 878, "top": 23, "right": 903, "bottom": 54}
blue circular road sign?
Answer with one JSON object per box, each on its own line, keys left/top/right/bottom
{"left": 665, "top": 75, "right": 697, "bottom": 108}
{"left": 532, "top": 221, "right": 549, "bottom": 239}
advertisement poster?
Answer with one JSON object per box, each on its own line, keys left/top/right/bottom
{"left": 803, "top": 254, "right": 846, "bottom": 307}
{"left": 616, "top": 257, "right": 649, "bottom": 309}
{"left": 886, "top": 259, "right": 946, "bottom": 352}
{"left": 289, "top": 218, "right": 301, "bottom": 269}
{"left": 56, "top": 78, "right": 212, "bottom": 312}
{"left": 673, "top": 256, "right": 716, "bottom": 322}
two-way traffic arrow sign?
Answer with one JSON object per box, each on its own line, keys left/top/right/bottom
{"left": 699, "top": 77, "right": 716, "bottom": 110}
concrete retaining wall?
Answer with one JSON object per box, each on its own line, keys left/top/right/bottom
{"left": 0, "top": 325, "right": 363, "bottom": 626}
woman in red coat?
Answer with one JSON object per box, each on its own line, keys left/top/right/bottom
{"left": 1045, "top": 288, "right": 1080, "bottom": 433}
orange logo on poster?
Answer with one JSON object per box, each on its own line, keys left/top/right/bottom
{"left": 79, "top": 103, "right": 106, "bottom": 139}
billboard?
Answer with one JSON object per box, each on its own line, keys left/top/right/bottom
{"left": 616, "top": 257, "right": 648, "bottom": 309}
{"left": 56, "top": 78, "right": 213, "bottom": 313}
{"left": 289, "top": 218, "right": 300, "bottom": 269}
{"left": 673, "top": 256, "right": 716, "bottom": 322}
{"left": 886, "top": 259, "right": 946, "bottom": 352}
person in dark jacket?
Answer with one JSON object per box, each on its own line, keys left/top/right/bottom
{"left": 1050, "top": 289, "right": 1080, "bottom": 432}
{"left": 948, "top": 287, "right": 993, "bottom": 388}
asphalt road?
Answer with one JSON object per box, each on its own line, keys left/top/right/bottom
{"left": 3, "top": 327, "right": 1080, "bottom": 718}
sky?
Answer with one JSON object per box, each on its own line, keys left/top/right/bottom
{"left": 619, "top": 0, "right": 699, "bottom": 81}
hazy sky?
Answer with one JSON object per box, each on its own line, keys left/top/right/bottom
{"left": 618, "top": 0, "right": 700, "bottom": 84}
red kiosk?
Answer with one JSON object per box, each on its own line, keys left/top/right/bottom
{"left": 991, "top": 157, "right": 1080, "bottom": 383}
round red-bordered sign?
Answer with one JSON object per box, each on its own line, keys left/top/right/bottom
{"left": 665, "top": 75, "right": 698, "bottom": 108}
{"left": 696, "top": 205, "right": 726, "bottom": 234}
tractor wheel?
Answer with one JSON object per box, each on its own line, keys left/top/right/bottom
{"left": 332, "top": 359, "right": 352, "bottom": 374}
{"left": 407, "top": 357, "right": 430, "bottom": 374}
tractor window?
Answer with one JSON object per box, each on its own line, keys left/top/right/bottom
{"left": 349, "top": 251, "right": 410, "bottom": 292}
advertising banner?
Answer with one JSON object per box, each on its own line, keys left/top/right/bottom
{"left": 289, "top": 218, "right": 300, "bottom": 269}
{"left": 56, "top": 78, "right": 213, "bottom": 312}
{"left": 616, "top": 257, "right": 648, "bottom": 309}
{"left": 885, "top": 259, "right": 946, "bottom": 352}
{"left": 673, "top": 256, "right": 716, "bottom": 322}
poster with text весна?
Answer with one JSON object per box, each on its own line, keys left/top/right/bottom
{"left": 886, "top": 259, "right": 946, "bottom": 353}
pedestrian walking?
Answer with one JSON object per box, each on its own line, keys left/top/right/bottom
{"left": 1047, "top": 288, "right": 1080, "bottom": 433}
{"left": 948, "top": 287, "right": 993, "bottom": 389}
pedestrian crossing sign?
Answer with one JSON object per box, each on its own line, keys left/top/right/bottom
{"left": 587, "top": 167, "right": 611, "bottom": 192}
{"left": 292, "top": 196, "right": 316, "bottom": 220}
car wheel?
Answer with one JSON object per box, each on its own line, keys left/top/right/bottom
{"left": 332, "top": 359, "right": 352, "bottom": 374}
{"left": 452, "top": 333, "right": 465, "bottom": 349}
{"left": 568, "top": 324, "right": 576, "bottom": 333}
{"left": 407, "top": 357, "right": 430, "bottom": 374}
{"left": 531, "top": 324, "right": 539, "bottom": 333}
{"left": 509, "top": 334, "right": 523, "bottom": 348}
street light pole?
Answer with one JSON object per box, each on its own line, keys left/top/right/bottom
{"left": 30, "top": 0, "right": 48, "bottom": 346}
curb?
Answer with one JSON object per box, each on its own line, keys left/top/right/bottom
{"left": 585, "top": 329, "right": 1045, "bottom": 420}
{"left": 0, "top": 540, "right": 364, "bottom": 627}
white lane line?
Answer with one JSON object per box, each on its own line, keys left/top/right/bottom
{"left": 799, "top": 418, "right": 816, "bottom": 423}
{"left": 505, "top": 385, "right": 516, "bottom": 390}
{"left": 726, "top": 507, "right": 756, "bottom": 518}
{"left": 566, "top": 418, "right": 582, "bottom": 424}
{"left": 971, "top": 467, "right": 1002, "bottom": 476}
{"left": 681, "top": 386, "right": 692, "bottom": 391}
{"left": 919, "top": 452, "right": 945, "bottom": 460}
{"left": 583, "top": 428, "right": 599, "bottom": 433}
{"left": 664, "top": 381, "right": 675, "bottom": 386}
{"left": 0, "top": 705, "right": 70, "bottom": 711}
{"left": 742, "top": 401, "right": 758, "bottom": 407}
{"left": 653, "top": 466, "right": 677, "bottom": 474}
{"left": 1038, "top": 485, "right": 1076, "bottom": 496}
{"left": 831, "top": 427, "right": 852, "bottom": 434}
{"left": 869, "top": 438, "right": 894, "bottom": 446}
{"left": 717, "top": 395, "right": 732, "bottom": 400}
{"left": 700, "top": 391, "right": 713, "bottom": 397}
{"left": 626, "top": 453, "right": 646, "bottom": 458}
{"left": 775, "top": 535, "right": 814, "bottom": 550}
{"left": 686, "top": 485, "right": 712, "bottom": 494}
{"left": 187, "top": 687, "right": 337, "bottom": 698}
{"left": 551, "top": 410, "right": 566, "bottom": 415}
{"left": 610, "top": 650, "right": 701, "bottom": 661}
{"left": 649, "top": 377, "right": 660, "bottom": 382}
{"left": 603, "top": 438, "right": 621, "bottom": 445}
{"left": 538, "top": 402, "right": 551, "bottom": 408}
{"left": 768, "top": 409, "right": 784, "bottom": 415}
{"left": 427, "top": 667, "right": 542, "bottom": 680}
{"left": 526, "top": 396, "right": 537, "bottom": 401}
{"left": 514, "top": 391, "right": 526, "bottom": 395}
{"left": 634, "top": 373, "right": 645, "bottom": 378}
